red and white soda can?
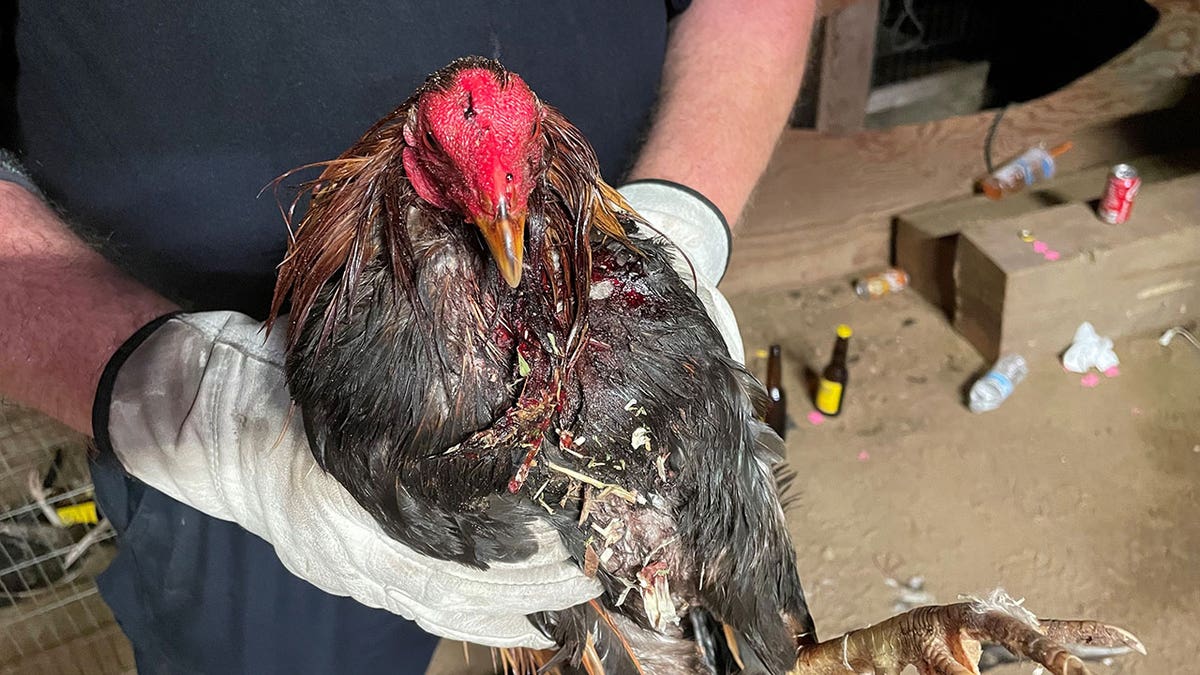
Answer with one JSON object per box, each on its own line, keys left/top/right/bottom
{"left": 1098, "top": 164, "right": 1140, "bottom": 224}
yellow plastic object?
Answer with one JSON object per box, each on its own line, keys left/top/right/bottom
{"left": 55, "top": 501, "right": 99, "bottom": 525}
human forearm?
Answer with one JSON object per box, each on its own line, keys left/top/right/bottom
{"left": 0, "top": 182, "right": 177, "bottom": 433}
{"left": 627, "top": 0, "right": 816, "bottom": 226}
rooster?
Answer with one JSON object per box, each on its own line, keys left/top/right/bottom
{"left": 268, "top": 57, "right": 1143, "bottom": 674}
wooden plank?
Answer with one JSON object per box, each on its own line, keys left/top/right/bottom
{"left": 726, "top": 0, "right": 1200, "bottom": 296}
{"left": 953, "top": 173, "right": 1200, "bottom": 362}
{"left": 0, "top": 622, "right": 133, "bottom": 675}
{"left": 815, "top": 0, "right": 879, "bottom": 134}
{"left": 953, "top": 235, "right": 1009, "bottom": 364}
{"left": 895, "top": 150, "right": 1200, "bottom": 318}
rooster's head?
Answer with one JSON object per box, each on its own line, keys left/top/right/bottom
{"left": 270, "top": 57, "right": 634, "bottom": 353}
{"left": 402, "top": 59, "right": 545, "bottom": 288}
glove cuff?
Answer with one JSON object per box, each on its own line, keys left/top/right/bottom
{"left": 92, "top": 312, "right": 183, "bottom": 454}
{"left": 618, "top": 179, "right": 732, "bottom": 284}
{"left": 0, "top": 149, "right": 47, "bottom": 201}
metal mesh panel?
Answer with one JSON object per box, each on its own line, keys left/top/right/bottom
{"left": 874, "top": 0, "right": 983, "bottom": 87}
{"left": 0, "top": 400, "right": 133, "bottom": 674}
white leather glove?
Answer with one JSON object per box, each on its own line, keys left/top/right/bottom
{"left": 97, "top": 311, "right": 600, "bottom": 649}
{"left": 619, "top": 180, "right": 744, "bottom": 363}
{"left": 94, "top": 182, "right": 739, "bottom": 650}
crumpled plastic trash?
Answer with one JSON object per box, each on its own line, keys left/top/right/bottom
{"left": 1062, "top": 322, "right": 1120, "bottom": 373}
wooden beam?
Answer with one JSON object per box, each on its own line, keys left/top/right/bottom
{"left": 815, "top": 0, "right": 879, "bottom": 134}
{"left": 953, "top": 173, "right": 1200, "bottom": 362}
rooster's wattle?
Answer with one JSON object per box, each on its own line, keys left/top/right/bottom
{"left": 267, "top": 57, "right": 1143, "bottom": 675}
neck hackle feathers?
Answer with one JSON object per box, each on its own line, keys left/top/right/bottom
{"left": 268, "top": 56, "right": 637, "bottom": 364}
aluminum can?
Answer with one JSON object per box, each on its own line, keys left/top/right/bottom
{"left": 854, "top": 268, "right": 909, "bottom": 299}
{"left": 1098, "top": 164, "right": 1140, "bottom": 224}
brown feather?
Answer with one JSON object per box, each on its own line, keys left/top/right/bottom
{"left": 537, "top": 106, "right": 639, "bottom": 367}
{"left": 581, "top": 636, "right": 605, "bottom": 675}
{"left": 268, "top": 71, "right": 639, "bottom": 366}
{"left": 266, "top": 57, "right": 514, "bottom": 347}
{"left": 496, "top": 647, "right": 561, "bottom": 675}
{"left": 267, "top": 103, "right": 421, "bottom": 351}
{"left": 586, "top": 598, "right": 647, "bottom": 675}
{"left": 722, "top": 623, "right": 746, "bottom": 669}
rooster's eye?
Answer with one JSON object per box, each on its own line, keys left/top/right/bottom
{"left": 424, "top": 130, "right": 439, "bottom": 150}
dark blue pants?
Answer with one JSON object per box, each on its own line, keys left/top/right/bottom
{"left": 90, "top": 446, "right": 439, "bottom": 674}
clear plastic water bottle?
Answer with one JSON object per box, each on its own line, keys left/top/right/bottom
{"left": 969, "top": 354, "right": 1028, "bottom": 413}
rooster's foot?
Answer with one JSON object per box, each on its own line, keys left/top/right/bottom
{"left": 791, "top": 590, "right": 1144, "bottom": 675}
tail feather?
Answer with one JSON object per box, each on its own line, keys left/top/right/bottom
{"left": 530, "top": 600, "right": 647, "bottom": 675}
{"left": 679, "top": 358, "right": 815, "bottom": 670}
{"left": 688, "top": 609, "right": 782, "bottom": 675}
{"left": 525, "top": 604, "right": 789, "bottom": 675}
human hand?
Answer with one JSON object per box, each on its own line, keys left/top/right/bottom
{"left": 94, "top": 311, "right": 602, "bottom": 648}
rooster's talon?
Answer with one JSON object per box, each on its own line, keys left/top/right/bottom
{"left": 1039, "top": 619, "right": 1147, "bottom": 658}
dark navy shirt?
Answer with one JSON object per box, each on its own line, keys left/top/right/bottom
{"left": 14, "top": 3, "right": 682, "bottom": 673}
{"left": 17, "top": 2, "right": 676, "bottom": 316}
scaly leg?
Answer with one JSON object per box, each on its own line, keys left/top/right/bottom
{"left": 791, "top": 590, "right": 1144, "bottom": 675}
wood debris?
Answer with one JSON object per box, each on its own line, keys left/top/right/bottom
{"left": 590, "top": 516, "right": 626, "bottom": 547}
{"left": 614, "top": 578, "right": 638, "bottom": 607}
{"left": 579, "top": 485, "right": 595, "bottom": 524}
{"left": 545, "top": 460, "right": 637, "bottom": 503}
{"left": 583, "top": 543, "right": 600, "bottom": 578}
{"left": 655, "top": 453, "right": 669, "bottom": 482}
{"left": 631, "top": 426, "right": 651, "bottom": 451}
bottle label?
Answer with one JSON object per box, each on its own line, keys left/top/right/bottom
{"left": 984, "top": 371, "right": 1013, "bottom": 398}
{"left": 993, "top": 147, "right": 1053, "bottom": 188}
{"left": 815, "top": 379, "right": 844, "bottom": 415}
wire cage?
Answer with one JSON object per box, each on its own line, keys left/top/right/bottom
{"left": 873, "top": 0, "right": 982, "bottom": 87}
{"left": 0, "top": 399, "right": 133, "bottom": 674}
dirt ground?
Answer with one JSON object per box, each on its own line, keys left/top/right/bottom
{"left": 429, "top": 278, "right": 1200, "bottom": 674}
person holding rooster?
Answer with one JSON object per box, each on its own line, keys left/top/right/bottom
{"left": 0, "top": 2, "right": 815, "bottom": 673}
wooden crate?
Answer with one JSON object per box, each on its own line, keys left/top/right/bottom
{"left": 895, "top": 151, "right": 1200, "bottom": 319}
{"left": 953, "top": 173, "right": 1200, "bottom": 362}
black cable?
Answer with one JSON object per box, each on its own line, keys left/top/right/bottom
{"left": 983, "top": 105, "right": 1009, "bottom": 175}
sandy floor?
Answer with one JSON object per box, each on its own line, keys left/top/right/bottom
{"left": 429, "top": 279, "right": 1200, "bottom": 674}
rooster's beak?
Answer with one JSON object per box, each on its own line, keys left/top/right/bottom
{"left": 474, "top": 199, "right": 526, "bottom": 288}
